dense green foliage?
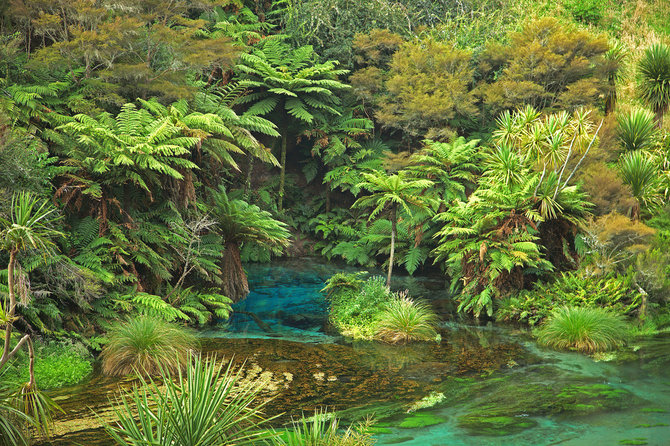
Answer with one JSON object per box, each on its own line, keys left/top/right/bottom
{"left": 3, "top": 340, "right": 92, "bottom": 389}
{"left": 497, "top": 273, "right": 642, "bottom": 326}
{"left": 324, "top": 274, "right": 390, "bottom": 339}
{"left": 323, "top": 273, "right": 439, "bottom": 343}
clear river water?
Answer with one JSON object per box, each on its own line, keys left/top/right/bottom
{"left": 40, "top": 259, "right": 670, "bottom": 446}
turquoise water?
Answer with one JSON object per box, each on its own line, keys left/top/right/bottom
{"left": 41, "top": 259, "right": 670, "bottom": 445}
{"left": 211, "top": 260, "right": 670, "bottom": 446}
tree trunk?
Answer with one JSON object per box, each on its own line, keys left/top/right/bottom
{"left": 605, "top": 80, "right": 617, "bottom": 115}
{"left": 655, "top": 108, "right": 664, "bottom": 129}
{"left": 387, "top": 207, "right": 396, "bottom": 289}
{"left": 632, "top": 201, "right": 640, "bottom": 222}
{"left": 1, "top": 250, "right": 17, "bottom": 367}
{"left": 278, "top": 126, "right": 288, "bottom": 211}
{"left": 222, "top": 242, "right": 249, "bottom": 303}
{"left": 27, "top": 337, "right": 35, "bottom": 388}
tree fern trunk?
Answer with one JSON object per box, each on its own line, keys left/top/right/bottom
{"left": 222, "top": 242, "right": 249, "bottom": 303}
{"left": 244, "top": 154, "right": 255, "bottom": 200}
{"left": 387, "top": 207, "right": 396, "bottom": 289}
{"left": 278, "top": 126, "right": 288, "bottom": 211}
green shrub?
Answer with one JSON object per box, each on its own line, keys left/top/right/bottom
{"left": 106, "top": 355, "right": 277, "bottom": 446}
{"left": 566, "top": 0, "right": 603, "bottom": 25}
{"left": 101, "top": 316, "right": 198, "bottom": 376}
{"left": 3, "top": 339, "right": 93, "bottom": 390}
{"left": 375, "top": 294, "right": 440, "bottom": 344}
{"left": 274, "top": 410, "right": 375, "bottom": 446}
{"left": 536, "top": 306, "right": 629, "bottom": 353}
{"left": 324, "top": 274, "right": 391, "bottom": 339}
{"left": 497, "top": 273, "right": 642, "bottom": 326}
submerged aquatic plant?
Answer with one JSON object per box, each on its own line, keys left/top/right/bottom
{"left": 375, "top": 294, "right": 440, "bottom": 344}
{"left": 101, "top": 316, "right": 197, "bottom": 376}
{"left": 275, "top": 409, "right": 375, "bottom": 446}
{"left": 106, "top": 355, "right": 278, "bottom": 446}
{"left": 536, "top": 306, "right": 629, "bottom": 353}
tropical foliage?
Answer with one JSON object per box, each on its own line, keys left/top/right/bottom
{"left": 4, "top": 1, "right": 670, "bottom": 441}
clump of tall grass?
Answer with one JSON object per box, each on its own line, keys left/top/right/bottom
{"left": 101, "top": 316, "right": 197, "bottom": 376}
{"left": 275, "top": 410, "right": 375, "bottom": 446}
{"left": 536, "top": 306, "right": 629, "bottom": 353}
{"left": 375, "top": 293, "right": 440, "bottom": 344}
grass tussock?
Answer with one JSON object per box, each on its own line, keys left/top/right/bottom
{"left": 375, "top": 294, "right": 440, "bottom": 344}
{"left": 101, "top": 316, "right": 197, "bottom": 376}
{"left": 536, "top": 306, "right": 629, "bottom": 353}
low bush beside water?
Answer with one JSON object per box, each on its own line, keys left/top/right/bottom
{"left": 106, "top": 355, "right": 278, "bottom": 446}
{"left": 323, "top": 272, "right": 440, "bottom": 343}
{"left": 324, "top": 274, "right": 389, "bottom": 339}
{"left": 497, "top": 273, "right": 642, "bottom": 326}
{"left": 3, "top": 339, "right": 93, "bottom": 390}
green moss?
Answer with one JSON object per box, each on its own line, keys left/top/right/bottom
{"left": 368, "top": 426, "right": 393, "bottom": 434}
{"left": 640, "top": 408, "right": 667, "bottom": 413}
{"left": 458, "top": 415, "right": 538, "bottom": 436}
{"left": 619, "top": 439, "right": 648, "bottom": 445}
{"left": 635, "top": 423, "right": 669, "bottom": 428}
{"left": 398, "top": 413, "right": 447, "bottom": 429}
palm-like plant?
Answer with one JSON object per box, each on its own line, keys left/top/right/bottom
{"left": 235, "top": 39, "right": 350, "bottom": 210}
{"left": 618, "top": 150, "right": 662, "bottom": 221}
{"left": 638, "top": 43, "right": 670, "bottom": 127}
{"left": 617, "top": 108, "right": 658, "bottom": 151}
{"left": 432, "top": 178, "right": 553, "bottom": 317}
{"left": 106, "top": 355, "right": 278, "bottom": 446}
{"left": 0, "top": 193, "right": 62, "bottom": 374}
{"left": 353, "top": 170, "right": 436, "bottom": 287}
{"left": 0, "top": 374, "right": 32, "bottom": 446}
{"left": 210, "top": 186, "right": 291, "bottom": 302}
{"left": 54, "top": 102, "right": 200, "bottom": 218}
{"left": 408, "top": 137, "right": 481, "bottom": 203}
